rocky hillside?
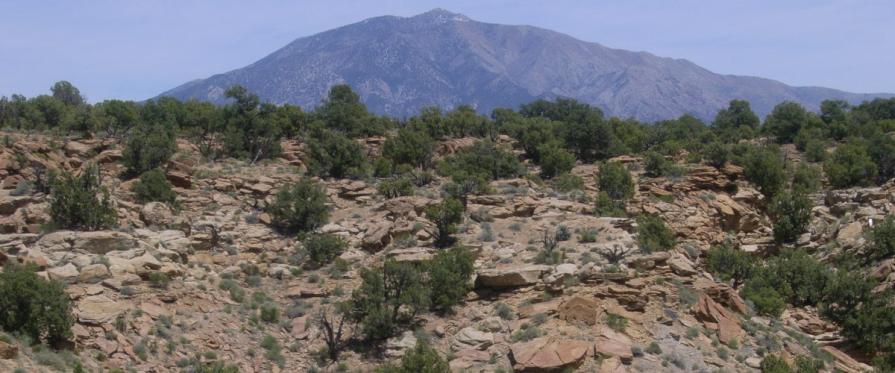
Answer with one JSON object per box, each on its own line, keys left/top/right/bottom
{"left": 158, "top": 9, "right": 890, "bottom": 122}
{"left": 0, "top": 129, "right": 887, "bottom": 372}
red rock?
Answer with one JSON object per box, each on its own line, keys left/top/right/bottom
{"left": 693, "top": 294, "right": 744, "bottom": 344}
{"left": 511, "top": 337, "right": 589, "bottom": 372}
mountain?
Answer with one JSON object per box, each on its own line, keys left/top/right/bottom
{"left": 158, "top": 8, "right": 891, "bottom": 122}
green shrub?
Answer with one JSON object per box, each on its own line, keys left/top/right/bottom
{"left": 804, "top": 139, "right": 827, "bottom": 162}
{"left": 425, "top": 198, "right": 465, "bottom": 248}
{"left": 604, "top": 313, "right": 628, "bottom": 332}
{"left": 439, "top": 141, "right": 524, "bottom": 182}
{"left": 132, "top": 169, "right": 177, "bottom": 205}
{"left": 267, "top": 178, "right": 330, "bottom": 234}
{"left": 49, "top": 164, "right": 117, "bottom": 230}
{"left": 706, "top": 244, "right": 754, "bottom": 288}
{"left": 770, "top": 190, "right": 812, "bottom": 244}
{"left": 0, "top": 264, "right": 73, "bottom": 347}
{"left": 428, "top": 247, "right": 475, "bottom": 313}
{"left": 122, "top": 122, "right": 177, "bottom": 176}
{"left": 791, "top": 164, "right": 821, "bottom": 194}
{"left": 742, "top": 146, "right": 786, "bottom": 198}
{"left": 643, "top": 151, "right": 670, "bottom": 177}
{"left": 220, "top": 86, "right": 283, "bottom": 161}
{"left": 764, "top": 101, "right": 814, "bottom": 144}
{"left": 537, "top": 141, "right": 575, "bottom": 179}
{"left": 636, "top": 215, "right": 675, "bottom": 253}
{"left": 378, "top": 177, "right": 414, "bottom": 199}
{"left": 382, "top": 129, "right": 436, "bottom": 170}
{"left": 595, "top": 191, "right": 626, "bottom": 217}
{"left": 300, "top": 233, "right": 347, "bottom": 269}
{"left": 348, "top": 260, "right": 430, "bottom": 340}
{"left": 759, "top": 354, "right": 792, "bottom": 373}
{"left": 703, "top": 141, "right": 730, "bottom": 168}
{"left": 742, "top": 285, "right": 786, "bottom": 317}
{"left": 598, "top": 161, "right": 634, "bottom": 200}
{"left": 824, "top": 142, "right": 877, "bottom": 188}
{"left": 553, "top": 173, "right": 584, "bottom": 192}
{"left": 375, "top": 340, "right": 450, "bottom": 373}
{"left": 305, "top": 127, "right": 367, "bottom": 178}
{"left": 868, "top": 215, "right": 895, "bottom": 262}
{"left": 646, "top": 341, "right": 662, "bottom": 355}
{"left": 260, "top": 303, "right": 279, "bottom": 323}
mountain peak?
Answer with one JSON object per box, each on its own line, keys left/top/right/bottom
{"left": 412, "top": 8, "right": 470, "bottom": 23}
{"left": 160, "top": 11, "right": 889, "bottom": 121}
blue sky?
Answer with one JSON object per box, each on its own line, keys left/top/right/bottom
{"left": 1, "top": 0, "right": 892, "bottom": 102}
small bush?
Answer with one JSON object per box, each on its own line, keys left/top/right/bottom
{"left": 706, "top": 244, "right": 754, "bottom": 288}
{"left": 425, "top": 198, "right": 465, "bottom": 248}
{"left": 770, "top": 190, "right": 812, "bottom": 244}
{"left": 122, "top": 122, "right": 177, "bottom": 176}
{"left": 604, "top": 313, "right": 628, "bottom": 332}
{"left": 348, "top": 260, "right": 429, "bottom": 340}
{"left": 742, "top": 146, "right": 786, "bottom": 198}
{"left": 132, "top": 169, "right": 177, "bottom": 205}
{"left": 553, "top": 173, "right": 584, "bottom": 192}
{"left": 703, "top": 141, "right": 730, "bottom": 168}
{"left": 598, "top": 161, "right": 634, "bottom": 200}
{"left": 537, "top": 141, "right": 576, "bottom": 179}
{"left": 305, "top": 127, "right": 367, "bottom": 178}
{"left": 382, "top": 129, "right": 436, "bottom": 170}
{"left": 428, "top": 247, "right": 475, "bottom": 312}
{"left": 375, "top": 340, "right": 450, "bottom": 373}
{"left": 636, "top": 215, "right": 675, "bottom": 253}
{"left": 643, "top": 151, "right": 670, "bottom": 177}
{"left": 495, "top": 303, "right": 514, "bottom": 320}
{"left": 49, "top": 164, "right": 117, "bottom": 231}
{"left": 595, "top": 191, "right": 626, "bottom": 217}
{"left": 554, "top": 225, "right": 572, "bottom": 241}
{"left": 824, "top": 142, "right": 877, "bottom": 188}
{"left": 0, "top": 264, "right": 73, "bottom": 347}
{"left": 378, "top": 177, "right": 414, "bottom": 199}
{"left": 791, "top": 164, "right": 821, "bottom": 194}
{"left": 300, "top": 233, "right": 347, "bottom": 269}
{"left": 760, "top": 354, "right": 792, "bottom": 373}
{"left": 869, "top": 215, "right": 895, "bottom": 261}
{"left": 260, "top": 303, "right": 279, "bottom": 323}
{"left": 267, "top": 178, "right": 330, "bottom": 234}
{"left": 646, "top": 341, "right": 662, "bottom": 354}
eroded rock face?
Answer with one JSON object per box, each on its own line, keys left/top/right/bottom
{"left": 510, "top": 337, "right": 590, "bottom": 372}
{"left": 475, "top": 265, "right": 550, "bottom": 288}
{"left": 78, "top": 295, "right": 131, "bottom": 324}
{"left": 693, "top": 294, "right": 744, "bottom": 344}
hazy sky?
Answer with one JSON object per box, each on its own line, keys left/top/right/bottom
{"left": 2, "top": 0, "right": 893, "bottom": 102}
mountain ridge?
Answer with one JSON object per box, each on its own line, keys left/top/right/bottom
{"left": 158, "top": 8, "right": 891, "bottom": 121}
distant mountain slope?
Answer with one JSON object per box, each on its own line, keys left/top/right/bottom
{"left": 158, "top": 8, "right": 891, "bottom": 122}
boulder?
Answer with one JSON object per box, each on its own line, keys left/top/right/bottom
{"left": 141, "top": 202, "right": 174, "bottom": 226}
{"left": 361, "top": 223, "right": 391, "bottom": 252}
{"left": 72, "top": 231, "right": 137, "bottom": 254}
{"left": 47, "top": 263, "right": 80, "bottom": 284}
{"left": 511, "top": 337, "right": 590, "bottom": 372}
{"left": 558, "top": 295, "right": 600, "bottom": 326}
{"left": 385, "top": 330, "right": 418, "bottom": 358}
{"left": 599, "top": 357, "right": 627, "bottom": 373}
{"left": 475, "top": 265, "right": 550, "bottom": 288}
{"left": 451, "top": 327, "right": 494, "bottom": 351}
{"left": 668, "top": 254, "right": 698, "bottom": 276}
{"left": 593, "top": 327, "right": 633, "bottom": 362}
{"left": 78, "top": 263, "right": 111, "bottom": 283}
{"left": 78, "top": 295, "right": 131, "bottom": 324}
{"left": 166, "top": 170, "right": 192, "bottom": 189}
